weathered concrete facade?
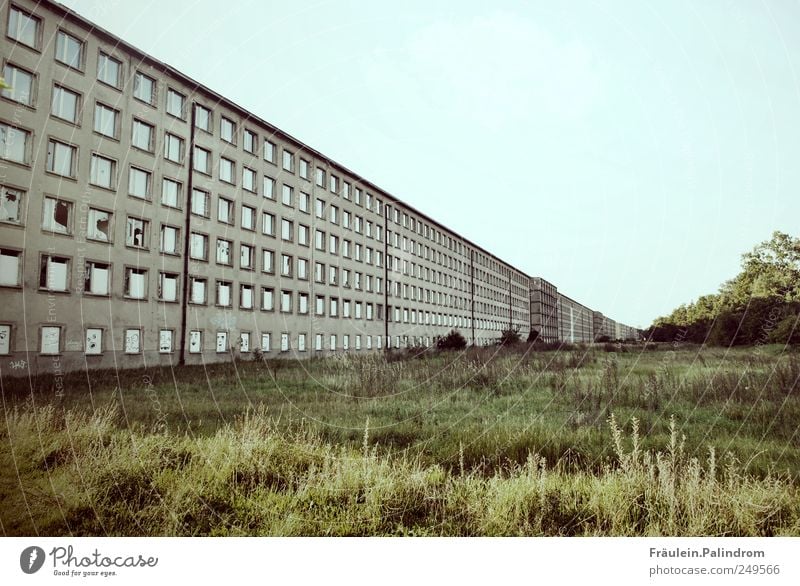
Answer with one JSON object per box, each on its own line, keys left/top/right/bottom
{"left": 0, "top": 0, "right": 638, "bottom": 376}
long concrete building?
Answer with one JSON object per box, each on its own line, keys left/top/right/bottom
{"left": 0, "top": 0, "right": 639, "bottom": 376}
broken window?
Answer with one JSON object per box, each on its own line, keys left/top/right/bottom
{"left": 126, "top": 217, "right": 148, "bottom": 248}
{"left": 87, "top": 208, "right": 111, "bottom": 242}
{"left": 42, "top": 196, "right": 72, "bottom": 234}
{"left": 0, "top": 186, "right": 22, "bottom": 223}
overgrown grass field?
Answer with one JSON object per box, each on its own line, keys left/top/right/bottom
{"left": 2, "top": 344, "right": 799, "bottom": 535}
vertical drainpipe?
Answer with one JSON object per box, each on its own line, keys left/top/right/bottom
{"left": 469, "top": 248, "right": 475, "bottom": 345}
{"left": 178, "top": 100, "right": 197, "bottom": 366}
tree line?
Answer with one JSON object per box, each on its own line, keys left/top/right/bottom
{"left": 645, "top": 231, "right": 800, "bottom": 346}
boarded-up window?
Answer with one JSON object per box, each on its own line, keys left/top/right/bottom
{"left": 189, "top": 330, "right": 202, "bottom": 353}
{"left": 41, "top": 326, "right": 61, "bottom": 354}
{"left": 0, "top": 249, "right": 20, "bottom": 286}
{"left": 85, "top": 328, "right": 102, "bottom": 355}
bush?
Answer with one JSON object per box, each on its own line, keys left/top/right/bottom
{"left": 768, "top": 314, "right": 800, "bottom": 345}
{"left": 527, "top": 329, "right": 540, "bottom": 343}
{"left": 498, "top": 328, "right": 521, "bottom": 347}
{"left": 436, "top": 329, "right": 467, "bottom": 351}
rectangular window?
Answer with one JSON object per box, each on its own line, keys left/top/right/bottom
{"left": 299, "top": 158, "right": 309, "bottom": 179}
{"left": 159, "top": 330, "right": 173, "bottom": 353}
{"left": 0, "top": 249, "right": 21, "bottom": 286}
{"left": 162, "top": 178, "right": 181, "bottom": 208}
{"left": 191, "top": 189, "right": 209, "bottom": 218}
{"left": 216, "top": 238, "right": 232, "bottom": 265}
{"left": 240, "top": 284, "right": 254, "bottom": 309}
{"left": 2, "top": 124, "right": 30, "bottom": 164}
{"left": 126, "top": 216, "right": 149, "bottom": 249}
{"left": 243, "top": 129, "right": 257, "bottom": 154}
{"left": 39, "top": 255, "right": 69, "bottom": 291}
{"left": 194, "top": 146, "right": 211, "bottom": 174}
{"left": 97, "top": 52, "right": 122, "bottom": 88}
{"left": 281, "top": 254, "right": 292, "bottom": 277}
{"left": 281, "top": 184, "right": 293, "bottom": 207}
{"left": 164, "top": 132, "right": 184, "bottom": 162}
{"left": 131, "top": 118, "right": 154, "bottom": 151}
{"left": 8, "top": 6, "right": 41, "bottom": 50}
{"left": 160, "top": 225, "right": 180, "bottom": 254}
{"left": 262, "top": 249, "right": 274, "bottom": 273}
{"left": 158, "top": 272, "right": 179, "bottom": 302}
{"left": 166, "top": 88, "right": 186, "bottom": 119}
{"left": 315, "top": 295, "right": 325, "bottom": 316}
{"left": 262, "top": 211, "right": 275, "bottom": 236}
{"left": 281, "top": 218, "right": 293, "bottom": 241}
{"left": 218, "top": 197, "right": 234, "bottom": 224}
{"left": 221, "top": 116, "right": 236, "bottom": 144}
{"left": 315, "top": 333, "right": 323, "bottom": 352}
{"left": 298, "top": 333, "right": 306, "bottom": 352}
{"left": 315, "top": 168, "right": 325, "bottom": 187}
{"left": 42, "top": 196, "right": 72, "bottom": 234}
{"left": 329, "top": 335, "right": 337, "bottom": 351}
{"left": 330, "top": 297, "right": 339, "bottom": 317}
{"left": 298, "top": 293, "right": 309, "bottom": 314}
{"left": 282, "top": 149, "right": 294, "bottom": 172}
{"left": 124, "top": 267, "right": 147, "bottom": 299}
{"left": 281, "top": 333, "right": 289, "bottom": 352}
{"left": 241, "top": 205, "right": 255, "bottom": 230}
{"left": 190, "top": 233, "right": 208, "bottom": 261}
{"left": 2, "top": 63, "right": 34, "bottom": 106}
{"left": 243, "top": 167, "right": 256, "bottom": 192}
{"left": 189, "top": 330, "right": 202, "bottom": 353}
{"left": 263, "top": 176, "right": 275, "bottom": 200}
{"left": 216, "top": 281, "right": 232, "bottom": 307}
{"left": 124, "top": 329, "right": 141, "bottom": 354}
{"left": 261, "top": 287, "right": 274, "bottom": 311}
{"left": 299, "top": 192, "right": 310, "bottom": 213}
{"left": 46, "top": 139, "right": 75, "bottom": 176}
{"left": 128, "top": 167, "right": 151, "bottom": 199}
{"left": 298, "top": 258, "right": 309, "bottom": 280}
{"left": 87, "top": 208, "right": 112, "bottom": 242}
{"left": 329, "top": 174, "right": 339, "bottom": 193}
{"left": 94, "top": 103, "right": 119, "bottom": 138}
{"left": 240, "top": 244, "right": 254, "bottom": 269}
{"left": 0, "top": 186, "right": 23, "bottom": 224}
{"left": 195, "top": 104, "right": 211, "bottom": 131}
{"left": 240, "top": 332, "right": 251, "bottom": 352}
{"left": 190, "top": 277, "right": 207, "bottom": 304}
{"left": 315, "top": 198, "right": 325, "bottom": 219}
{"left": 315, "top": 229, "right": 325, "bottom": 251}
{"left": 85, "top": 328, "right": 102, "bottom": 355}
{"left": 264, "top": 139, "right": 275, "bottom": 162}
{"left": 220, "top": 157, "right": 235, "bottom": 184}
{"left": 51, "top": 85, "right": 80, "bottom": 123}
{"left": 89, "top": 153, "right": 115, "bottom": 189}
{"left": 133, "top": 71, "right": 156, "bottom": 105}
{"left": 280, "top": 290, "right": 292, "bottom": 313}
{"left": 298, "top": 224, "right": 309, "bottom": 246}
{"left": 261, "top": 333, "right": 271, "bottom": 352}
{"left": 41, "top": 326, "right": 61, "bottom": 355}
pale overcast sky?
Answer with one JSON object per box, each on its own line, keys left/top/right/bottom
{"left": 60, "top": 0, "right": 800, "bottom": 328}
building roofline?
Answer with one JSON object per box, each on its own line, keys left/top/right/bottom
{"left": 44, "top": 0, "right": 531, "bottom": 278}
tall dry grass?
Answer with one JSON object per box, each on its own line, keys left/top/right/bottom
{"left": 1, "top": 402, "right": 797, "bottom": 536}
